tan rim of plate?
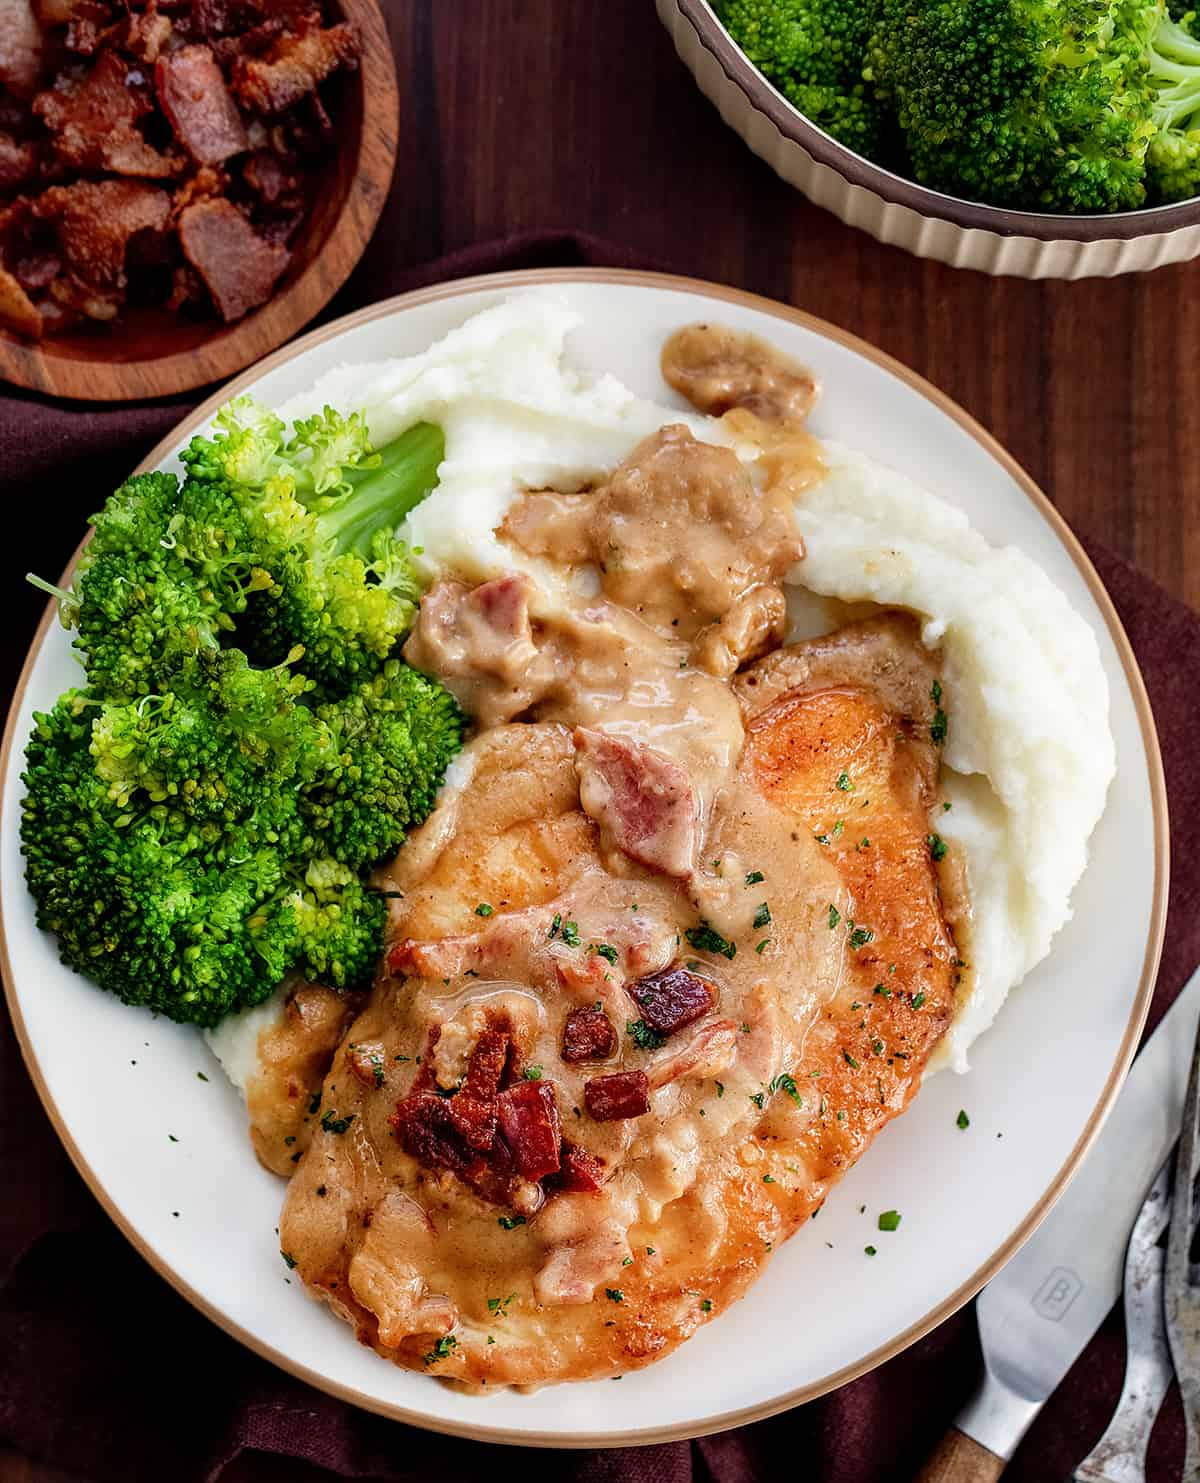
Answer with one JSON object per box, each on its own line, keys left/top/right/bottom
{"left": 0, "top": 269, "right": 1171, "bottom": 1448}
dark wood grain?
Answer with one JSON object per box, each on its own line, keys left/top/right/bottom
{"left": 2, "top": 0, "right": 1196, "bottom": 1478}
{"left": 0, "top": 0, "right": 399, "bottom": 402}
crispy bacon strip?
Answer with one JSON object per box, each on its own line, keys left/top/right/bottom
{"left": 0, "top": 0, "right": 45, "bottom": 97}
{"left": 230, "top": 20, "right": 358, "bottom": 114}
{"left": 177, "top": 197, "right": 288, "bottom": 322}
{"left": 446, "top": 1029, "right": 509, "bottom": 1152}
{"left": 156, "top": 45, "right": 248, "bottom": 165}
{"left": 34, "top": 52, "right": 177, "bottom": 177}
{"left": 574, "top": 727, "right": 698, "bottom": 878}
{"left": 31, "top": 179, "right": 170, "bottom": 290}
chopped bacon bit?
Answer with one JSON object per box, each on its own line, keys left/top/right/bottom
{"left": 242, "top": 146, "right": 301, "bottom": 205}
{"left": 628, "top": 964, "right": 714, "bottom": 1037}
{"left": 446, "top": 1029, "right": 509, "bottom": 1151}
{"left": 0, "top": 264, "right": 41, "bottom": 337}
{"left": 573, "top": 727, "right": 698, "bottom": 878}
{"left": 0, "top": 135, "right": 37, "bottom": 192}
{"left": 32, "top": 179, "right": 170, "bottom": 290}
{"left": 231, "top": 20, "right": 358, "bottom": 114}
{"left": 549, "top": 1142, "right": 606, "bottom": 1193}
{"left": 63, "top": 1, "right": 116, "bottom": 57}
{"left": 34, "top": 51, "right": 178, "bottom": 178}
{"left": 0, "top": 0, "right": 45, "bottom": 97}
{"left": 390, "top": 1092, "right": 478, "bottom": 1178}
{"left": 156, "top": 45, "right": 248, "bottom": 165}
{"left": 497, "top": 1080, "right": 563, "bottom": 1181}
{"left": 561, "top": 1007, "right": 617, "bottom": 1064}
{"left": 124, "top": 3, "right": 173, "bottom": 64}
{"left": 177, "top": 196, "right": 288, "bottom": 322}
{"left": 584, "top": 1070, "right": 651, "bottom": 1123}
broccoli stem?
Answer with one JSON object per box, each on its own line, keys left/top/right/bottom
{"left": 317, "top": 421, "right": 445, "bottom": 560}
{"left": 26, "top": 572, "right": 74, "bottom": 604}
{"left": 1151, "top": 16, "right": 1200, "bottom": 129}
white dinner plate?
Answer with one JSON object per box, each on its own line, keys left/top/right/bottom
{"left": 0, "top": 271, "right": 1168, "bottom": 1447}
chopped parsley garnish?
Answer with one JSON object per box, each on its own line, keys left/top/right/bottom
{"left": 168, "top": 1134, "right": 178, "bottom": 1143}
{"left": 594, "top": 943, "right": 619, "bottom": 964}
{"left": 836, "top": 771, "right": 853, "bottom": 792}
{"left": 927, "top": 833, "right": 948, "bottom": 863}
{"left": 628, "top": 1019, "right": 666, "bottom": 1051}
{"left": 700, "top": 1298, "right": 713, "bottom": 1313}
{"left": 685, "top": 922, "right": 737, "bottom": 960}
{"left": 943, "top": 801, "right": 952, "bottom": 812}
{"left": 930, "top": 707, "right": 948, "bottom": 745}
{"left": 196, "top": 1071, "right": 209, "bottom": 1082}
{"left": 762, "top": 1174, "right": 776, "bottom": 1184}
{"left": 605, "top": 1288, "right": 624, "bottom": 1303}
{"left": 931, "top": 679, "right": 943, "bottom": 704}
{"left": 560, "top": 920, "right": 581, "bottom": 947}
{"left": 320, "top": 1110, "right": 354, "bottom": 1135}
{"left": 715, "top": 1081, "right": 725, "bottom": 1098}
{"left": 755, "top": 939, "right": 770, "bottom": 954}
{"left": 622, "top": 1256, "right": 633, "bottom": 1266}
{"left": 878, "top": 1210, "right": 902, "bottom": 1232}
{"left": 394, "top": 1054, "right": 410, "bottom": 1063}
{"left": 373, "top": 1063, "right": 384, "bottom": 1089}
{"left": 769, "top": 1072, "right": 803, "bottom": 1107}
{"left": 864, "top": 1245, "right": 877, "bottom": 1256}
{"left": 872, "top": 1039, "right": 885, "bottom": 1056}
{"left": 849, "top": 927, "right": 874, "bottom": 949}
{"left": 957, "top": 1109, "right": 970, "bottom": 1130}
{"left": 828, "top": 904, "right": 841, "bottom": 929}
{"left": 874, "top": 983, "right": 891, "bottom": 999}
{"left": 843, "top": 1050, "right": 859, "bottom": 1069}
{"left": 856, "top": 838, "right": 870, "bottom": 852}
{"left": 423, "top": 1335, "right": 458, "bottom": 1366}
{"left": 749, "top": 1091, "right": 766, "bottom": 1110}
{"left": 646, "top": 1246, "right": 656, "bottom": 1255}
{"left": 814, "top": 833, "right": 829, "bottom": 845}
{"left": 752, "top": 902, "right": 772, "bottom": 930}
{"left": 280, "top": 1250, "right": 297, "bottom": 1269}
{"left": 745, "top": 870, "right": 765, "bottom": 885}
{"left": 487, "top": 1293, "right": 517, "bottom": 1317}
{"left": 548, "top": 913, "right": 562, "bottom": 940}
{"left": 523, "top": 1065, "right": 544, "bottom": 1080}
{"left": 474, "top": 902, "right": 494, "bottom": 917}
{"left": 832, "top": 820, "right": 845, "bottom": 837}
{"left": 497, "top": 1215, "right": 527, "bottom": 1230}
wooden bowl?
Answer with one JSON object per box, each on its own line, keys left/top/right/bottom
{"left": 0, "top": 0, "right": 399, "bottom": 401}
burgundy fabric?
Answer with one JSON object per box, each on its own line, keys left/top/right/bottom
{"left": 0, "top": 229, "right": 1197, "bottom": 1483}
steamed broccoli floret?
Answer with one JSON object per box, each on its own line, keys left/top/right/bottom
{"left": 21, "top": 686, "right": 391, "bottom": 1026}
{"left": 1147, "top": 12, "right": 1200, "bottom": 199}
{"left": 866, "top": 0, "right": 1161, "bottom": 213}
{"left": 718, "top": 0, "right": 883, "bottom": 155}
{"left": 304, "top": 659, "right": 465, "bottom": 869}
{"left": 182, "top": 398, "right": 444, "bottom": 697}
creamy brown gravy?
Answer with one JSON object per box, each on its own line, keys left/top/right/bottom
{"left": 253, "top": 325, "right": 960, "bottom": 1389}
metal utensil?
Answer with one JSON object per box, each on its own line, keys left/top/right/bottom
{"left": 1073, "top": 1160, "right": 1173, "bottom": 1483}
{"left": 915, "top": 965, "right": 1200, "bottom": 1481}
{"left": 1166, "top": 1012, "right": 1200, "bottom": 1477}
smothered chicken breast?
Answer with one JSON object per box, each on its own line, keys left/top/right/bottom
{"left": 247, "top": 332, "right": 963, "bottom": 1389}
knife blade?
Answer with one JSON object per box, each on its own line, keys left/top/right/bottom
{"left": 956, "top": 965, "right": 1200, "bottom": 1464}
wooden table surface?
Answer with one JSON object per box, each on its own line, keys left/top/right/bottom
{"left": 4, "top": 2, "right": 1197, "bottom": 1479}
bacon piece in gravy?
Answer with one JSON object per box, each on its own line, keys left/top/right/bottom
{"left": 561, "top": 1007, "right": 617, "bottom": 1063}
{"left": 584, "top": 1070, "right": 650, "bottom": 1122}
{"left": 573, "top": 727, "right": 697, "bottom": 879}
{"left": 627, "top": 964, "right": 713, "bottom": 1036}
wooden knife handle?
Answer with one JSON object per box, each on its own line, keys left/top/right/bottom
{"left": 914, "top": 1427, "right": 1006, "bottom": 1483}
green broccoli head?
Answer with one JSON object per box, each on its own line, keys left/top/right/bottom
{"left": 20, "top": 688, "right": 389, "bottom": 1025}
{"left": 303, "top": 658, "right": 465, "bottom": 870}
{"left": 866, "top": 0, "right": 1162, "bottom": 213}
{"left": 719, "top": 0, "right": 883, "bottom": 155}
{"left": 1147, "top": 11, "right": 1200, "bottom": 199}
{"left": 182, "top": 398, "right": 443, "bottom": 698}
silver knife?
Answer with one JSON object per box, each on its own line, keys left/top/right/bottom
{"left": 916, "top": 965, "right": 1200, "bottom": 1481}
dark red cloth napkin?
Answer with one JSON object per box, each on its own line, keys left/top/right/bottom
{"left": 2, "top": 232, "right": 1198, "bottom": 1483}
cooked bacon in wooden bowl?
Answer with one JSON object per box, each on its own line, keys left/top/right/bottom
{"left": 0, "top": 0, "right": 396, "bottom": 399}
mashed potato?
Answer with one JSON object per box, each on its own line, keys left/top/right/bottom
{"left": 206, "top": 292, "right": 1113, "bottom": 1082}
{"left": 791, "top": 445, "right": 1114, "bottom": 1069}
